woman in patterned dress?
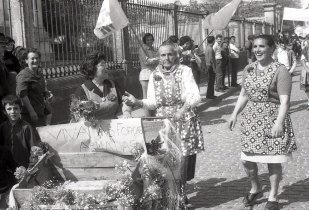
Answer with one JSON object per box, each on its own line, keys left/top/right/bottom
{"left": 123, "top": 42, "right": 204, "bottom": 203}
{"left": 228, "top": 35, "right": 297, "bottom": 210}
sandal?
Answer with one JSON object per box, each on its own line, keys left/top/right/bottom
{"left": 242, "top": 191, "right": 262, "bottom": 207}
{"left": 264, "top": 201, "right": 279, "bottom": 210}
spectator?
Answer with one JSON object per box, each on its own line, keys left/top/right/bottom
{"left": 300, "top": 34, "right": 309, "bottom": 110}
{"left": 204, "top": 36, "right": 217, "bottom": 99}
{"left": 0, "top": 33, "right": 9, "bottom": 124}
{"left": 246, "top": 35, "right": 256, "bottom": 64}
{"left": 229, "top": 36, "right": 240, "bottom": 87}
{"left": 16, "top": 48, "right": 52, "bottom": 127}
{"left": 0, "top": 95, "right": 41, "bottom": 168}
{"left": 73, "top": 51, "right": 131, "bottom": 119}
{"left": 179, "top": 36, "right": 202, "bottom": 85}
{"left": 167, "top": 35, "right": 181, "bottom": 56}
{"left": 273, "top": 39, "right": 296, "bottom": 75}
{"left": 221, "top": 41, "right": 229, "bottom": 89}
{"left": 139, "top": 33, "right": 159, "bottom": 100}
{"left": 3, "top": 36, "right": 21, "bottom": 95}
{"left": 213, "top": 34, "right": 225, "bottom": 92}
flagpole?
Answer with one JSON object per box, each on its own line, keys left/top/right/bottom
{"left": 128, "top": 24, "right": 149, "bottom": 57}
{"left": 198, "top": 29, "right": 214, "bottom": 48}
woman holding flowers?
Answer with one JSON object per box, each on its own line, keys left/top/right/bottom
{"left": 123, "top": 42, "right": 204, "bottom": 205}
{"left": 73, "top": 52, "right": 131, "bottom": 120}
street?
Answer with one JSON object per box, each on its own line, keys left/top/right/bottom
{"left": 188, "top": 64, "right": 309, "bottom": 210}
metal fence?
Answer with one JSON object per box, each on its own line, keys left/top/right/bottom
{"left": 1, "top": 0, "right": 274, "bottom": 78}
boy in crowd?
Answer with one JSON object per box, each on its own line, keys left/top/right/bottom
{"left": 0, "top": 95, "right": 41, "bottom": 168}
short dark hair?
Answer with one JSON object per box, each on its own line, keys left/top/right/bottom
{"left": 278, "top": 38, "right": 288, "bottom": 45}
{"left": 230, "top": 36, "right": 236, "bottom": 39}
{"left": 26, "top": 48, "right": 41, "bottom": 59}
{"left": 167, "top": 35, "right": 179, "bottom": 44}
{"left": 254, "top": 34, "right": 276, "bottom": 48}
{"left": 179, "top": 36, "right": 192, "bottom": 46}
{"left": 2, "top": 95, "right": 22, "bottom": 109}
{"left": 216, "top": 34, "right": 222, "bottom": 39}
{"left": 5, "top": 36, "right": 15, "bottom": 44}
{"left": 248, "top": 35, "right": 255, "bottom": 41}
{"left": 207, "top": 36, "right": 215, "bottom": 44}
{"left": 142, "top": 33, "right": 154, "bottom": 44}
{"left": 80, "top": 51, "right": 106, "bottom": 79}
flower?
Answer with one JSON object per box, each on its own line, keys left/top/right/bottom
{"left": 70, "top": 97, "right": 99, "bottom": 122}
{"left": 14, "top": 166, "right": 28, "bottom": 180}
{"left": 154, "top": 74, "right": 162, "bottom": 81}
{"left": 106, "top": 93, "right": 117, "bottom": 102}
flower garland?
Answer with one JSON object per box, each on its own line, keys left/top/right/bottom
{"left": 69, "top": 97, "right": 99, "bottom": 124}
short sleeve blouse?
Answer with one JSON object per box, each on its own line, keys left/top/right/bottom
{"left": 242, "top": 62, "right": 292, "bottom": 103}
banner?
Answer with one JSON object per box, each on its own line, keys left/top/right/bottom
{"left": 94, "top": 0, "right": 129, "bottom": 39}
{"left": 283, "top": 7, "right": 309, "bottom": 22}
{"left": 204, "top": 0, "right": 242, "bottom": 30}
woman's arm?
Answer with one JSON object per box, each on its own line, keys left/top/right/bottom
{"left": 271, "top": 95, "right": 289, "bottom": 138}
{"left": 139, "top": 48, "right": 158, "bottom": 66}
{"left": 182, "top": 66, "right": 201, "bottom": 107}
{"left": 289, "top": 52, "right": 297, "bottom": 74}
{"left": 228, "top": 87, "right": 248, "bottom": 130}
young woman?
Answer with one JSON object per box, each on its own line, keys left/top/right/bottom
{"left": 229, "top": 35, "right": 297, "bottom": 210}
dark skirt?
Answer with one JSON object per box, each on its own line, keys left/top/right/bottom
{"left": 183, "top": 154, "right": 196, "bottom": 181}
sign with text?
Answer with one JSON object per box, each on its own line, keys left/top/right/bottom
{"left": 89, "top": 118, "right": 145, "bottom": 155}
{"left": 37, "top": 122, "right": 90, "bottom": 152}
{"left": 37, "top": 119, "right": 147, "bottom": 155}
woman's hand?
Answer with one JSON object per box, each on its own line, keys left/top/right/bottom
{"left": 173, "top": 107, "right": 186, "bottom": 121}
{"left": 228, "top": 114, "right": 237, "bottom": 131}
{"left": 29, "top": 111, "right": 39, "bottom": 123}
{"left": 271, "top": 122, "right": 284, "bottom": 138}
{"left": 122, "top": 92, "right": 139, "bottom": 107}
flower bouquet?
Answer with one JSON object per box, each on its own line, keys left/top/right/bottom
{"left": 70, "top": 97, "right": 99, "bottom": 125}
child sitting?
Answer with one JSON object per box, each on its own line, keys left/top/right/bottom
{"left": 0, "top": 95, "right": 41, "bottom": 168}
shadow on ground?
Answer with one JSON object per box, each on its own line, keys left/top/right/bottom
{"left": 187, "top": 173, "right": 270, "bottom": 209}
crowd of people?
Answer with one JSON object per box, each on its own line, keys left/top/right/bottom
{"left": 0, "top": 28, "right": 309, "bottom": 209}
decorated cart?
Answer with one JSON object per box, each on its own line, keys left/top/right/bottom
{"left": 9, "top": 118, "right": 184, "bottom": 209}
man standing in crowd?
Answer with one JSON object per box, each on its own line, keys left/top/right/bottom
{"left": 245, "top": 35, "right": 256, "bottom": 64}
{"left": 0, "top": 33, "right": 9, "bottom": 124}
{"left": 213, "top": 34, "right": 225, "bottom": 92}
{"left": 229, "top": 36, "right": 240, "bottom": 87}
{"left": 274, "top": 39, "right": 296, "bottom": 75}
{"left": 205, "top": 36, "right": 217, "bottom": 99}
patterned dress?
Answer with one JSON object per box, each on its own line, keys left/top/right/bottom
{"left": 240, "top": 62, "right": 297, "bottom": 158}
{"left": 143, "top": 64, "right": 204, "bottom": 181}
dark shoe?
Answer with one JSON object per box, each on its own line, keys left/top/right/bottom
{"left": 215, "top": 88, "right": 225, "bottom": 92}
{"left": 206, "top": 95, "right": 218, "bottom": 99}
{"left": 231, "top": 84, "right": 240, "bottom": 87}
{"left": 243, "top": 192, "right": 262, "bottom": 207}
{"left": 222, "top": 86, "right": 229, "bottom": 90}
{"left": 264, "top": 201, "right": 279, "bottom": 210}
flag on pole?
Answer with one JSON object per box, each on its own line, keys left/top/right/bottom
{"left": 204, "top": 0, "right": 242, "bottom": 30}
{"left": 94, "top": 0, "right": 129, "bottom": 39}
{"left": 283, "top": 7, "right": 309, "bottom": 22}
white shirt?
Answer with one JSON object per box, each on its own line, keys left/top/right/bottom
{"left": 142, "top": 65, "right": 201, "bottom": 110}
{"left": 213, "top": 42, "right": 222, "bottom": 60}
{"left": 277, "top": 48, "right": 290, "bottom": 69}
{"left": 229, "top": 43, "right": 239, "bottom": 59}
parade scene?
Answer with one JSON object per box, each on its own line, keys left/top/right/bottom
{"left": 0, "top": 0, "right": 309, "bottom": 209}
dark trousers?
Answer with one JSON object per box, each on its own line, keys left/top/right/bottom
{"left": 215, "top": 59, "right": 224, "bottom": 90}
{"left": 206, "top": 66, "right": 216, "bottom": 98}
{"left": 222, "top": 63, "right": 228, "bottom": 87}
{"left": 231, "top": 58, "right": 239, "bottom": 86}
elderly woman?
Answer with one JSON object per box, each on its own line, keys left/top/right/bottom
{"left": 74, "top": 52, "right": 131, "bottom": 119}
{"left": 228, "top": 35, "right": 297, "bottom": 210}
{"left": 124, "top": 42, "right": 204, "bottom": 204}
{"left": 16, "top": 48, "right": 52, "bottom": 127}
{"left": 139, "top": 33, "right": 159, "bottom": 99}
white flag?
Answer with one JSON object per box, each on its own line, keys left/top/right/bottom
{"left": 94, "top": 0, "right": 129, "bottom": 39}
{"left": 204, "top": 0, "right": 242, "bottom": 30}
{"left": 283, "top": 7, "right": 309, "bottom": 22}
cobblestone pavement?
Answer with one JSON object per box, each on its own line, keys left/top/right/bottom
{"left": 188, "top": 65, "right": 309, "bottom": 210}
